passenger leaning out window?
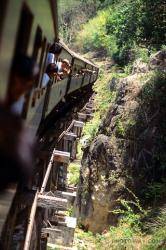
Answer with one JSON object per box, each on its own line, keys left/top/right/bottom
{"left": 6, "top": 54, "right": 39, "bottom": 115}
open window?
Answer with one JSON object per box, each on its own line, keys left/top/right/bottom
{"left": 0, "top": 0, "right": 9, "bottom": 45}
{"left": 7, "top": 3, "right": 33, "bottom": 115}
{"left": 14, "top": 3, "right": 33, "bottom": 55}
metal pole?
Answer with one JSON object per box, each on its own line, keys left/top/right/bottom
{"left": 58, "top": 120, "right": 75, "bottom": 142}
{"left": 40, "top": 150, "right": 55, "bottom": 194}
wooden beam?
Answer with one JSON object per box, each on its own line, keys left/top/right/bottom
{"left": 38, "top": 194, "right": 68, "bottom": 210}
{"left": 84, "top": 107, "right": 92, "bottom": 114}
{"left": 64, "top": 132, "right": 77, "bottom": 141}
{"left": 42, "top": 227, "right": 62, "bottom": 236}
{"left": 54, "top": 191, "right": 76, "bottom": 204}
{"left": 43, "top": 217, "right": 77, "bottom": 246}
{"left": 86, "top": 104, "right": 93, "bottom": 109}
{"left": 54, "top": 150, "right": 70, "bottom": 164}
{"left": 66, "top": 186, "right": 77, "bottom": 192}
{"left": 65, "top": 216, "right": 77, "bottom": 229}
{"left": 74, "top": 121, "right": 84, "bottom": 128}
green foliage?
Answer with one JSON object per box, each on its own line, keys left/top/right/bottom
{"left": 75, "top": 228, "right": 97, "bottom": 250}
{"left": 82, "top": 113, "right": 101, "bottom": 142}
{"left": 115, "top": 118, "right": 125, "bottom": 137}
{"left": 58, "top": 0, "right": 107, "bottom": 45}
{"left": 75, "top": 206, "right": 166, "bottom": 249}
{"left": 141, "top": 70, "right": 166, "bottom": 105}
{"left": 144, "top": 180, "right": 166, "bottom": 201}
{"left": 68, "top": 162, "right": 80, "bottom": 185}
{"left": 76, "top": 9, "right": 110, "bottom": 52}
{"left": 143, "top": 207, "right": 166, "bottom": 250}
{"left": 77, "top": 0, "right": 165, "bottom": 64}
{"left": 81, "top": 70, "right": 117, "bottom": 143}
{"left": 66, "top": 205, "right": 74, "bottom": 216}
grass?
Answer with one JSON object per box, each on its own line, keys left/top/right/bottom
{"left": 81, "top": 66, "right": 117, "bottom": 144}
{"left": 75, "top": 205, "right": 166, "bottom": 250}
{"left": 68, "top": 161, "right": 80, "bottom": 186}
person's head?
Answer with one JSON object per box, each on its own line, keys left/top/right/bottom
{"left": 61, "top": 59, "right": 71, "bottom": 74}
{"left": 49, "top": 42, "right": 62, "bottom": 59}
{"left": 7, "top": 54, "right": 39, "bottom": 104}
{"left": 46, "top": 63, "right": 58, "bottom": 77}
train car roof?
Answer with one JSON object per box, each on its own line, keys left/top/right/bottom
{"left": 59, "top": 40, "right": 99, "bottom": 68}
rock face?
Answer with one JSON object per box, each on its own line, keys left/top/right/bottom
{"left": 76, "top": 50, "right": 166, "bottom": 233}
{"left": 149, "top": 50, "right": 166, "bottom": 71}
{"left": 76, "top": 134, "right": 125, "bottom": 233}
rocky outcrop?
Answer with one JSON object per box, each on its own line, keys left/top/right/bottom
{"left": 149, "top": 50, "right": 166, "bottom": 71}
{"left": 76, "top": 50, "right": 166, "bottom": 233}
{"left": 76, "top": 134, "right": 126, "bottom": 233}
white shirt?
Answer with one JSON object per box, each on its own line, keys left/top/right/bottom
{"left": 46, "top": 53, "right": 55, "bottom": 68}
{"left": 41, "top": 73, "right": 50, "bottom": 88}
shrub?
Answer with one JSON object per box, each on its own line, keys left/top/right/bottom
{"left": 76, "top": 0, "right": 165, "bottom": 65}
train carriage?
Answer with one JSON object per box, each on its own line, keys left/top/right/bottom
{"left": 0, "top": 1, "right": 99, "bottom": 249}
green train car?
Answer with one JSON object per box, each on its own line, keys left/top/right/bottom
{"left": 0, "top": 1, "right": 98, "bottom": 249}
{"left": 0, "top": 0, "right": 98, "bottom": 138}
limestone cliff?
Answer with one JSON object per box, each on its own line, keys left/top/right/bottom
{"left": 76, "top": 51, "right": 166, "bottom": 233}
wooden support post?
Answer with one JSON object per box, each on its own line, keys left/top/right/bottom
{"left": 57, "top": 164, "right": 68, "bottom": 191}
{"left": 63, "top": 132, "right": 77, "bottom": 160}
{"left": 73, "top": 120, "right": 84, "bottom": 138}
{"left": 70, "top": 139, "right": 78, "bottom": 160}
{"left": 40, "top": 232, "right": 48, "bottom": 250}
{"left": 43, "top": 217, "right": 77, "bottom": 247}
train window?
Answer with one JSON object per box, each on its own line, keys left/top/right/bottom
{"left": 14, "top": 3, "right": 33, "bottom": 55}
{"left": 32, "top": 26, "right": 42, "bottom": 60}
{"left": 30, "top": 41, "right": 49, "bottom": 110}
{"left": 0, "top": 0, "right": 8, "bottom": 45}
{"left": 6, "top": 3, "right": 33, "bottom": 117}
{"left": 38, "top": 38, "right": 48, "bottom": 88}
{"left": 32, "top": 26, "right": 43, "bottom": 89}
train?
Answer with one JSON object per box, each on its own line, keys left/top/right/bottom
{"left": 0, "top": 0, "right": 98, "bottom": 136}
{"left": 0, "top": 1, "right": 99, "bottom": 249}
